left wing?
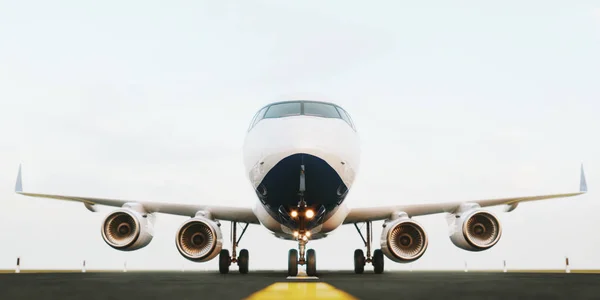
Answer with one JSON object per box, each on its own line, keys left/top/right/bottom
{"left": 14, "top": 165, "right": 260, "bottom": 224}
{"left": 344, "top": 165, "right": 588, "bottom": 224}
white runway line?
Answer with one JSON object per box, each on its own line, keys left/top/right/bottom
{"left": 286, "top": 268, "right": 319, "bottom": 280}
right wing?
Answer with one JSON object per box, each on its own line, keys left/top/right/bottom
{"left": 344, "top": 164, "right": 588, "bottom": 224}
{"left": 14, "top": 165, "right": 260, "bottom": 224}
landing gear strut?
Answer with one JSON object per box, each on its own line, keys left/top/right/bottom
{"left": 219, "top": 221, "right": 249, "bottom": 274}
{"left": 353, "top": 221, "right": 384, "bottom": 274}
{"left": 288, "top": 236, "right": 317, "bottom": 277}
{"left": 287, "top": 163, "right": 317, "bottom": 277}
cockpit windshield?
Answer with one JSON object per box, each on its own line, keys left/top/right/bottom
{"left": 303, "top": 102, "right": 341, "bottom": 118}
{"left": 248, "top": 100, "right": 355, "bottom": 131}
{"left": 263, "top": 102, "right": 301, "bottom": 118}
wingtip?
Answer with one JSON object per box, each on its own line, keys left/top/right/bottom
{"left": 580, "top": 163, "right": 587, "bottom": 193}
{"left": 15, "top": 164, "right": 22, "bottom": 193}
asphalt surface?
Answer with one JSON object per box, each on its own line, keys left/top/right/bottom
{"left": 0, "top": 271, "right": 598, "bottom": 299}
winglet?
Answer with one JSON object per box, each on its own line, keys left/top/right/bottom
{"left": 15, "top": 164, "right": 23, "bottom": 193}
{"left": 580, "top": 163, "right": 587, "bottom": 193}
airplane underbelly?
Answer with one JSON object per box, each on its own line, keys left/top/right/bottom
{"left": 252, "top": 153, "right": 352, "bottom": 238}
{"left": 254, "top": 201, "right": 349, "bottom": 240}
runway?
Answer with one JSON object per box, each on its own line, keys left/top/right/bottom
{"left": 0, "top": 270, "right": 598, "bottom": 299}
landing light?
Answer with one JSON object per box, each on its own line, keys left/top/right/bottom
{"left": 291, "top": 210, "right": 298, "bottom": 218}
{"left": 305, "top": 209, "right": 315, "bottom": 219}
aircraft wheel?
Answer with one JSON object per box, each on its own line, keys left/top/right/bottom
{"left": 238, "top": 249, "right": 249, "bottom": 274}
{"left": 306, "top": 249, "right": 317, "bottom": 276}
{"left": 288, "top": 249, "right": 298, "bottom": 276}
{"left": 219, "top": 249, "right": 230, "bottom": 274}
{"left": 373, "top": 249, "right": 384, "bottom": 274}
{"left": 354, "top": 249, "right": 365, "bottom": 274}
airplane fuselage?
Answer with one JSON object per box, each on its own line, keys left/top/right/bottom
{"left": 242, "top": 101, "right": 360, "bottom": 240}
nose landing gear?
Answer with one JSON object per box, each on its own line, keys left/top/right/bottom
{"left": 287, "top": 163, "right": 317, "bottom": 277}
{"left": 288, "top": 235, "right": 317, "bottom": 277}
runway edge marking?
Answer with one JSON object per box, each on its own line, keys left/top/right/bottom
{"left": 243, "top": 282, "right": 358, "bottom": 300}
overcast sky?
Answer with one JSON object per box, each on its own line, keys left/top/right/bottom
{"left": 0, "top": 1, "right": 598, "bottom": 271}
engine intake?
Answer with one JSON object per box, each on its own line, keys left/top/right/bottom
{"left": 380, "top": 217, "right": 428, "bottom": 263}
{"left": 450, "top": 209, "right": 502, "bottom": 251}
{"left": 101, "top": 209, "right": 154, "bottom": 251}
{"left": 175, "top": 217, "right": 223, "bottom": 262}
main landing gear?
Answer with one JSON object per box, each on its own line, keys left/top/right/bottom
{"left": 219, "top": 221, "right": 250, "bottom": 274}
{"left": 288, "top": 163, "right": 317, "bottom": 277}
{"left": 353, "top": 221, "right": 384, "bottom": 274}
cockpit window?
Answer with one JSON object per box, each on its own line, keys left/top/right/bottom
{"left": 304, "top": 102, "right": 341, "bottom": 118}
{"left": 249, "top": 101, "right": 356, "bottom": 131}
{"left": 263, "top": 102, "right": 301, "bottom": 119}
{"left": 248, "top": 106, "right": 268, "bottom": 131}
{"left": 336, "top": 107, "right": 355, "bottom": 129}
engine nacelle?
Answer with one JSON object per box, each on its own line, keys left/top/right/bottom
{"left": 380, "top": 214, "right": 428, "bottom": 263}
{"left": 449, "top": 208, "right": 502, "bottom": 251}
{"left": 175, "top": 216, "right": 223, "bottom": 262}
{"left": 101, "top": 208, "right": 154, "bottom": 251}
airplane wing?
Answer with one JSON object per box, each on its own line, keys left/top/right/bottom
{"left": 343, "top": 165, "right": 588, "bottom": 224}
{"left": 14, "top": 165, "right": 260, "bottom": 224}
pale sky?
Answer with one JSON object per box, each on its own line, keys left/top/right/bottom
{"left": 0, "top": 1, "right": 599, "bottom": 271}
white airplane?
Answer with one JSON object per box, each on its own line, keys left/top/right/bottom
{"left": 15, "top": 100, "right": 588, "bottom": 276}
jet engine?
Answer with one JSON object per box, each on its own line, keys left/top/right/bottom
{"left": 380, "top": 215, "right": 428, "bottom": 263}
{"left": 101, "top": 208, "right": 154, "bottom": 251}
{"left": 449, "top": 209, "right": 502, "bottom": 251}
{"left": 175, "top": 216, "right": 223, "bottom": 262}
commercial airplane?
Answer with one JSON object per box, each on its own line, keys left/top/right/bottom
{"left": 14, "top": 100, "right": 588, "bottom": 276}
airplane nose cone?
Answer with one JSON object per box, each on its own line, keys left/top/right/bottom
{"left": 270, "top": 117, "right": 358, "bottom": 162}
{"left": 244, "top": 116, "right": 360, "bottom": 188}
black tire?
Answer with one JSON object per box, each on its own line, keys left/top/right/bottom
{"left": 238, "top": 249, "right": 249, "bottom": 274}
{"left": 219, "top": 249, "right": 230, "bottom": 274}
{"left": 288, "top": 249, "right": 298, "bottom": 276}
{"left": 354, "top": 249, "right": 365, "bottom": 274}
{"left": 373, "top": 249, "right": 384, "bottom": 274}
{"left": 306, "top": 249, "right": 317, "bottom": 276}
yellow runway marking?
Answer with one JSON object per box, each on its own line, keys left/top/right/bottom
{"left": 245, "top": 282, "right": 358, "bottom": 300}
